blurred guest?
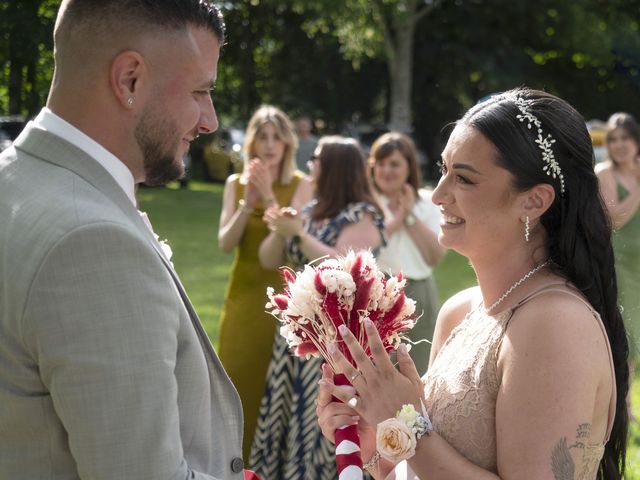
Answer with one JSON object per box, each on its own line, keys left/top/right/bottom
{"left": 217, "top": 105, "right": 312, "bottom": 459}
{"left": 370, "top": 132, "right": 447, "bottom": 373}
{"left": 251, "top": 136, "right": 384, "bottom": 479}
{"left": 596, "top": 112, "right": 640, "bottom": 418}
{"left": 294, "top": 114, "right": 318, "bottom": 173}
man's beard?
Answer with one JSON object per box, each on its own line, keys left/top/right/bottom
{"left": 135, "top": 108, "right": 185, "bottom": 186}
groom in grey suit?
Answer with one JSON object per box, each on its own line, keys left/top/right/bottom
{"left": 0, "top": 1, "right": 246, "bottom": 479}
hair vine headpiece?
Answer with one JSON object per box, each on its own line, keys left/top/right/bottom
{"left": 508, "top": 94, "right": 565, "bottom": 194}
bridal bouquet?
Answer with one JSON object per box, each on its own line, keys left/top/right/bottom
{"left": 266, "top": 250, "right": 416, "bottom": 480}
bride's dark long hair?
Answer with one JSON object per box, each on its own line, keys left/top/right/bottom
{"left": 463, "top": 87, "right": 629, "bottom": 479}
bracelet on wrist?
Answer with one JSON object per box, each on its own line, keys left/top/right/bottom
{"left": 404, "top": 212, "right": 416, "bottom": 226}
{"left": 376, "top": 403, "right": 433, "bottom": 463}
{"left": 238, "top": 199, "right": 254, "bottom": 215}
{"left": 362, "top": 450, "right": 381, "bottom": 471}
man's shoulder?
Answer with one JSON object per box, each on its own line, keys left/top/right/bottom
{"left": 1, "top": 150, "right": 137, "bottom": 258}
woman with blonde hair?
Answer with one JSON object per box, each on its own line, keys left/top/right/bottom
{"left": 217, "top": 105, "right": 312, "bottom": 458}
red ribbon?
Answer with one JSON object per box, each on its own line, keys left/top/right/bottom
{"left": 332, "top": 372, "right": 363, "bottom": 475}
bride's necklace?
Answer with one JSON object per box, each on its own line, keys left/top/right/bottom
{"left": 483, "top": 260, "right": 550, "bottom": 313}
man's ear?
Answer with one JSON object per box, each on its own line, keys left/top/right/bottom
{"left": 110, "top": 50, "right": 145, "bottom": 109}
{"left": 520, "top": 183, "right": 556, "bottom": 221}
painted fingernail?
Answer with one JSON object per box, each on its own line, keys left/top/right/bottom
{"left": 338, "top": 325, "right": 348, "bottom": 336}
{"left": 398, "top": 343, "right": 408, "bottom": 355}
{"left": 318, "top": 379, "right": 327, "bottom": 386}
{"left": 351, "top": 416, "right": 360, "bottom": 422}
{"left": 364, "top": 318, "right": 373, "bottom": 328}
{"left": 328, "top": 343, "right": 337, "bottom": 354}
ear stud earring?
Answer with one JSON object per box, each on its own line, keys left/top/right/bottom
{"left": 127, "top": 97, "right": 134, "bottom": 107}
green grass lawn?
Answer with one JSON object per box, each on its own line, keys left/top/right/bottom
{"left": 139, "top": 180, "right": 640, "bottom": 476}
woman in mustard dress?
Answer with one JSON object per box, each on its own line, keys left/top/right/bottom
{"left": 217, "top": 105, "right": 312, "bottom": 458}
{"left": 596, "top": 112, "right": 640, "bottom": 418}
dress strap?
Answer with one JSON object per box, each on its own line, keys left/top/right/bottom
{"left": 510, "top": 283, "right": 617, "bottom": 443}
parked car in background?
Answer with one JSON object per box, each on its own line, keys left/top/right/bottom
{"left": 587, "top": 119, "right": 607, "bottom": 163}
{"left": 0, "top": 115, "right": 27, "bottom": 152}
{"left": 200, "top": 127, "right": 244, "bottom": 182}
{"left": 0, "top": 130, "right": 11, "bottom": 153}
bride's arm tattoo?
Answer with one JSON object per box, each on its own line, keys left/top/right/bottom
{"left": 551, "top": 423, "right": 592, "bottom": 480}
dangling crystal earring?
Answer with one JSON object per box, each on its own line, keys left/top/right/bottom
{"left": 524, "top": 215, "right": 530, "bottom": 242}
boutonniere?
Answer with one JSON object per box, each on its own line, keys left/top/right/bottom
{"left": 153, "top": 233, "right": 174, "bottom": 265}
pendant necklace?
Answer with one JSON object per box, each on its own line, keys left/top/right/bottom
{"left": 483, "top": 260, "right": 550, "bottom": 313}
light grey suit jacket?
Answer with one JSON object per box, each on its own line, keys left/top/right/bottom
{"left": 0, "top": 124, "right": 244, "bottom": 479}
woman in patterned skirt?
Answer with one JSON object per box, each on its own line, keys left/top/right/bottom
{"left": 250, "top": 136, "right": 385, "bottom": 479}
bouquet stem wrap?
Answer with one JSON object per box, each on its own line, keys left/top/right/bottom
{"left": 333, "top": 372, "right": 363, "bottom": 480}
{"left": 266, "top": 251, "right": 417, "bottom": 480}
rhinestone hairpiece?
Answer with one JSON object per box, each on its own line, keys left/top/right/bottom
{"left": 511, "top": 95, "right": 565, "bottom": 194}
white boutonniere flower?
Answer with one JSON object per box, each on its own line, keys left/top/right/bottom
{"left": 156, "top": 235, "right": 173, "bottom": 263}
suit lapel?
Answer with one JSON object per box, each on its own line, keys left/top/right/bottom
{"left": 14, "top": 124, "right": 175, "bottom": 258}
{"left": 14, "top": 125, "right": 232, "bottom": 379}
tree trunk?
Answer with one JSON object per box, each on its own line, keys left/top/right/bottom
{"left": 8, "top": 44, "right": 23, "bottom": 115}
{"left": 388, "top": 18, "right": 415, "bottom": 134}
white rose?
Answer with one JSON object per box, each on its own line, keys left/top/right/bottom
{"left": 396, "top": 404, "right": 418, "bottom": 425}
{"left": 376, "top": 418, "right": 417, "bottom": 462}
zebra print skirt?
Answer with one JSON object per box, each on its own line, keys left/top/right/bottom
{"left": 249, "top": 333, "right": 337, "bottom": 479}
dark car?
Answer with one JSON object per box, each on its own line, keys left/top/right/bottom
{"left": 0, "top": 115, "right": 26, "bottom": 152}
{"left": 0, "top": 130, "right": 11, "bottom": 153}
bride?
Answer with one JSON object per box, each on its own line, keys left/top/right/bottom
{"left": 316, "top": 88, "right": 628, "bottom": 480}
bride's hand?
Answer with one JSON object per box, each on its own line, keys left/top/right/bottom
{"left": 326, "top": 319, "right": 425, "bottom": 428}
{"left": 316, "top": 363, "right": 374, "bottom": 443}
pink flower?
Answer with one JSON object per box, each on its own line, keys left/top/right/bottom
{"left": 265, "top": 250, "right": 416, "bottom": 369}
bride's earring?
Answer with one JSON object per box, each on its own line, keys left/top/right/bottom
{"left": 524, "top": 216, "right": 530, "bottom": 242}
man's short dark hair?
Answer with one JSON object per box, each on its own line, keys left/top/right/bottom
{"left": 56, "top": 0, "right": 225, "bottom": 45}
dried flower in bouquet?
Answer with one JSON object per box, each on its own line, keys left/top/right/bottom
{"left": 265, "top": 249, "right": 416, "bottom": 371}
{"left": 266, "top": 249, "right": 417, "bottom": 480}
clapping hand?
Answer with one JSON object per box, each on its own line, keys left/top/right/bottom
{"left": 399, "top": 184, "right": 417, "bottom": 217}
{"left": 245, "top": 158, "right": 275, "bottom": 208}
{"left": 263, "top": 206, "right": 303, "bottom": 239}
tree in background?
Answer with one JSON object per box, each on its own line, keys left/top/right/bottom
{"left": 0, "top": 0, "right": 56, "bottom": 116}
{"left": 2, "top": 0, "right": 640, "bottom": 176}
{"left": 291, "top": 0, "right": 436, "bottom": 134}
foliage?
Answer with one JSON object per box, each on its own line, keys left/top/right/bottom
{"left": 215, "top": 0, "right": 387, "bottom": 132}
{"left": 0, "top": 0, "right": 57, "bottom": 116}
{"left": 2, "top": 0, "right": 640, "bottom": 176}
